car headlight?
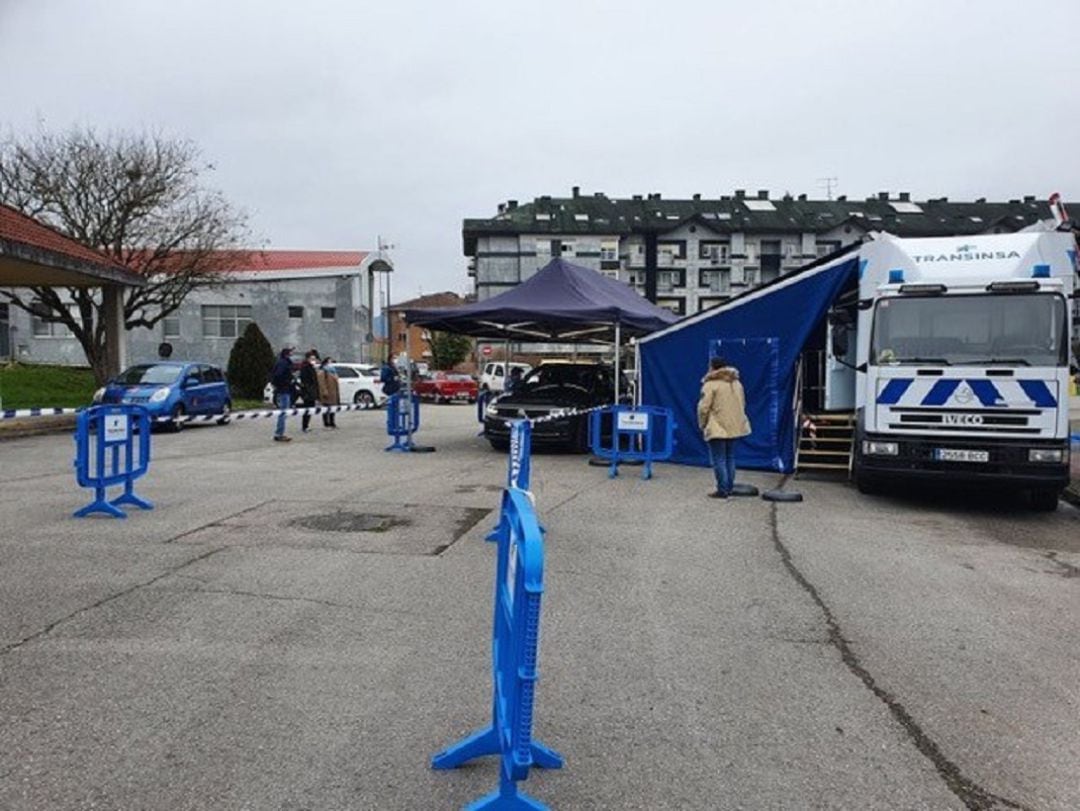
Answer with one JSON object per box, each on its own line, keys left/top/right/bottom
{"left": 863, "top": 440, "right": 898, "bottom": 456}
{"left": 1028, "top": 448, "right": 1063, "bottom": 463}
{"left": 92, "top": 387, "right": 105, "bottom": 403}
{"left": 150, "top": 387, "right": 171, "bottom": 403}
{"left": 485, "top": 404, "right": 499, "bottom": 417}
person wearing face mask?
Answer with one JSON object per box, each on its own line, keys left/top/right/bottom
{"left": 270, "top": 346, "right": 296, "bottom": 443}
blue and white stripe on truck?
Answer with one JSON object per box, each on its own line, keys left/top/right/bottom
{"left": 876, "top": 378, "right": 1058, "bottom": 408}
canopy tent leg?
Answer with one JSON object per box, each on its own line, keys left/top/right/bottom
{"left": 613, "top": 319, "right": 621, "bottom": 404}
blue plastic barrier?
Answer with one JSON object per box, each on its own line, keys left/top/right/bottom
{"left": 1070, "top": 433, "right": 1079, "bottom": 482}
{"left": 589, "top": 405, "right": 676, "bottom": 480}
{"left": 433, "top": 487, "right": 563, "bottom": 810}
{"left": 73, "top": 404, "right": 153, "bottom": 518}
{"left": 508, "top": 419, "right": 532, "bottom": 492}
{"left": 385, "top": 393, "right": 421, "bottom": 452}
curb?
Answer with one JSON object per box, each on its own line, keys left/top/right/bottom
{"left": 0, "top": 414, "right": 78, "bottom": 441}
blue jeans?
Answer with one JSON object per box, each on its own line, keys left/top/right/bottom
{"left": 707, "top": 438, "right": 737, "bottom": 495}
{"left": 274, "top": 391, "right": 291, "bottom": 437}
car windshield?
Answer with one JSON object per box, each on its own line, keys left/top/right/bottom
{"left": 114, "top": 364, "right": 183, "bottom": 385}
{"left": 447, "top": 374, "right": 473, "bottom": 381}
{"left": 871, "top": 293, "right": 1068, "bottom": 367}
{"left": 522, "top": 365, "right": 607, "bottom": 391}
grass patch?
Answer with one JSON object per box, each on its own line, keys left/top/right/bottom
{"left": 0, "top": 363, "right": 97, "bottom": 409}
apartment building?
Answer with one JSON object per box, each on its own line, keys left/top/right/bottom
{"left": 463, "top": 188, "right": 1057, "bottom": 316}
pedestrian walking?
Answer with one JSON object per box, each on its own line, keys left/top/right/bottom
{"left": 270, "top": 346, "right": 295, "bottom": 443}
{"left": 298, "top": 350, "right": 321, "bottom": 433}
{"left": 506, "top": 365, "right": 525, "bottom": 396}
{"left": 698, "top": 356, "right": 751, "bottom": 498}
{"left": 317, "top": 357, "right": 340, "bottom": 428}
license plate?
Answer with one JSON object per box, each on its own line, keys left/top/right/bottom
{"left": 934, "top": 448, "right": 989, "bottom": 463}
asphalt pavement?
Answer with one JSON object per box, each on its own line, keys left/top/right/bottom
{"left": 0, "top": 405, "right": 1077, "bottom": 810}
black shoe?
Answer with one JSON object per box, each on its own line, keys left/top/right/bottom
{"left": 708, "top": 491, "right": 729, "bottom": 499}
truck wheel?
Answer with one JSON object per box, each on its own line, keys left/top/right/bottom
{"left": 1029, "top": 489, "right": 1059, "bottom": 512}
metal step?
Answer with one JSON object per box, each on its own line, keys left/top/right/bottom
{"left": 797, "top": 462, "right": 851, "bottom": 471}
{"left": 798, "top": 448, "right": 851, "bottom": 457}
{"left": 798, "top": 437, "right": 852, "bottom": 445}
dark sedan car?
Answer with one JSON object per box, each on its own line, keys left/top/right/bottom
{"left": 483, "top": 362, "right": 622, "bottom": 452}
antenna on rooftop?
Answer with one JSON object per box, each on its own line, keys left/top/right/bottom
{"left": 377, "top": 235, "right": 396, "bottom": 254}
{"left": 817, "top": 177, "right": 839, "bottom": 201}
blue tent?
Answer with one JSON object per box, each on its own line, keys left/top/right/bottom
{"left": 638, "top": 250, "right": 860, "bottom": 472}
{"left": 403, "top": 258, "right": 676, "bottom": 342}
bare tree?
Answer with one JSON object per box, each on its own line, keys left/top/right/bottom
{"left": 0, "top": 127, "right": 251, "bottom": 383}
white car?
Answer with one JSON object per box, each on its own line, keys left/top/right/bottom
{"left": 479, "top": 361, "right": 532, "bottom": 393}
{"left": 263, "top": 362, "right": 387, "bottom": 408}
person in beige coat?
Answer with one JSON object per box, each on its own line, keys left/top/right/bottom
{"left": 698, "top": 356, "right": 751, "bottom": 498}
{"left": 317, "top": 357, "right": 341, "bottom": 428}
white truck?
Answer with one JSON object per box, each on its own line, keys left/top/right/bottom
{"left": 827, "top": 230, "right": 1077, "bottom": 510}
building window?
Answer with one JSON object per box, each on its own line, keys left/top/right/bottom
{"left": 557, "top": 240, "right": 575, "bottom": 258}
{"left": 699, "top": 241, "right": 730, "bottom": 264}
{"left": 698, "top": 296, "right": 730, "bottom": 312}
{"left": 288, "top": 305, "right": 304, "bottom": 318}
{"left": 535, "top": 239, "right": 550, "bottom": 256}
{"left": 202, "top": 305, "right": 252, "bottom": 338}
{"left": 698, "top": 269, "right": 731, "bottom": 293}
{"left": 743, "top": 268, "right": 759, "bottom": 286}
{"left": 600, "top": 239, "right": 619, "bottom": 270}
{"left": 162, "top": 316, "right": 180, "bottom": 338}
{"left": 816, "top": 240, "right": 842, "bottom": 257}
{"left": 657, "top": 270, "right": 685, "bottom": 292}
{"left": 321, "top": 307, "right": 336, "bottom": 321}
{"left": 657, "top": 240, "right": 686, "bottom": 266}
{"left": 655, "top": 297, "right": 685, "bottom": 316}
{"left": 30, "top": 302, "right": 76, "bottom": 338}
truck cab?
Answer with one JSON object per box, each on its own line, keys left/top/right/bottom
{"left": 847, "top": 232, "right": 1076, "bottom": 510}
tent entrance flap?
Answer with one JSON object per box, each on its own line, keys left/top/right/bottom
{"left": 710, "top": 337, "right": 782, "bottom": 471}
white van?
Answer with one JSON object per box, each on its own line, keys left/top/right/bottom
{"left": 480, "top": 361, "right": 532, "bottom": 393}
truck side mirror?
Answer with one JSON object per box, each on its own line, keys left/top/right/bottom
{"left": 830, "top": 325, "right": 849, "bottom": 358}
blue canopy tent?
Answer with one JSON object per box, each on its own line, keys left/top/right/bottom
{"left": 404, "top": 259, "right": 677, "bottom": 401}
{"left": 403, "top": 258, "right": 676, "bottom": 342}
{"left": 638, "top": 248, "right": 860, "bottom": 472}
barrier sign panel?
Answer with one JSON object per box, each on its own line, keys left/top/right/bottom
{"left": 616, "top": 411, "right": 649, "bottom": 432}
{"left": 385, "top": 393, "right": 422, "bottom": 452}
{"left": 103, "top": 414, "right": 129, "bottom": 443}
{"left": 433, "top": 488, "right": 562, "bottom": 809}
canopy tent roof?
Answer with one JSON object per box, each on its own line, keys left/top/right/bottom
{"left": 403, "top": 258, "right": 677, "bottom": 341}
{"left": 0, "top": 203, "right": 145, "bottom": 288}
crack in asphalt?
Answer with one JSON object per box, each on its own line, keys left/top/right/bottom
{"left": 1043, "top": 551, "right": 1080, "bottom": 578}
{"left": 164, "top": 583, "right": 360, "bottom": 611}
{"left": 768, "top": 494, "right": 1031, "bottom": 811}
{"left": 0, "top": 547, "right": 227, "bottom": 657}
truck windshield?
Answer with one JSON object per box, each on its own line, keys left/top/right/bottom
{"left": 871, "top": 293, "right": 1067, "bottom": 367}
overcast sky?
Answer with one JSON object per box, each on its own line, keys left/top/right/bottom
{"left": 2, "top": 0, "right": 1078, "bottom": 305}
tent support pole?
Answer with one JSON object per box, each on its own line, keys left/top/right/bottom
{"left": 405, "top": 324, "right": 414, "bottom": 448}
{"left": 613, "top": 319, "right": 621, "bottom": 405}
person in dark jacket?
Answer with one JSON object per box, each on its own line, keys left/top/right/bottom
{"left": 380, "top": 360, "right": 401, "bottom": 397}
{"left": 298, "top": 350, "right": 321, "bottom": 433}
{"left": 506, "top": 365, "right": 525, "bottom": 396}
{"left": 270, "top": 346, "right": 295, "bottom": 442}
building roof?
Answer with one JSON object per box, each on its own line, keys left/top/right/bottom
{"left": 227, "top": 250, "right": 367, "bottom": 272}
{"left": 462, "top": 190, "right": 1059, "bottom": 254}
{"left": 388, "top": 291, "right": 465, "bottom": 311}
{"left": 0, "top": 203, "right": 145, "bottom": 287}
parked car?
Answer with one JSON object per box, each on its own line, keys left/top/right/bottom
{"left": 479, "top": 361, "right": 532, "bottom": 393}
{"left": 483, "top": 362, "right": 623, "bottom": 452}
{"left": 262, "top": 362, "right": 386, "bottom": 407}
{"left": 94, "top": 361, "right": 231, "bottom": 430}
{"left": 413, "top": 371, "right": 479, "bottom": 403}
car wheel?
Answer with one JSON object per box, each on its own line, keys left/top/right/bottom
{"left": 1029, "top": 488, "right": 1059, "bottom": 512}
{"left": 354, "top": 390, "right": 376, "bottom": 407}
{"left": 170, "top": 404, "right": 186, "bottom": 432}
{"left": 216, "top": 401, "right": 232, "bottom": 425}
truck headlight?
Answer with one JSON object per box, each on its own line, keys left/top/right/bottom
{"left": 150, "top": 387, "right": 171, "bottom": 403}
{"left": 92, "top": 387, "right": 105, "bottom": 403}
{"left": 863, "top": 440, "right": 899, "bottom": 456}
{"left": 1028, "top": 448, "right": 1063, "bottom": 463}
